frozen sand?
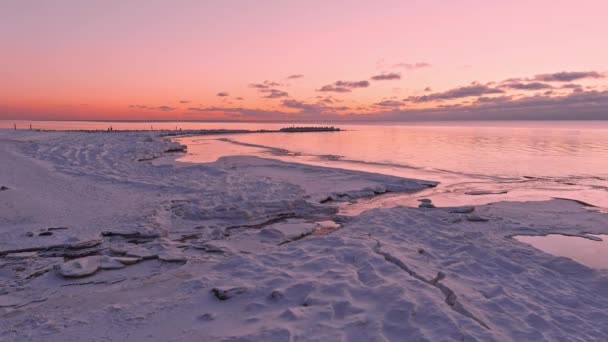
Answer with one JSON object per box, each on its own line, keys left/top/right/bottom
{"left": 1, "top": 130, "right": 608, "bottom": 341}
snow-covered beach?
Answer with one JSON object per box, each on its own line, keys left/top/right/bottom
{"left": 2, "top": 130, "right": 608, "bottom": 341}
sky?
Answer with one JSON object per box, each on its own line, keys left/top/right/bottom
{"left": 1, "top": 0, "right": 607, "bottom": 121}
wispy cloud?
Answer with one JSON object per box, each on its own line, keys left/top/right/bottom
{"left": 336, "top": 80, "right": 370, "bottom": 88}
{"left": 533, "top": 71, "right": 604, "bottom": 82}
{"left": 500, "top": 82, "right": 553, "bottom": 90}
{"left": 188, "top": 106, "right": 242, "bottom": 112}
{"left": 217, "top": 92, "right": 229, "bottom": 97}
{"left": 260, "top": 89, "right": 289, "bottom": 98}
{"left": 317, "top": 80, "right": 370, "bottom": 93}
{"left": 286, "top": 74, "right": 304, "bottom": 79}
{"left": 371, "top": 73, "right": 401, "bottom": 81}
{"left": 156, "top": 106, "right": 175, "bottom": 111}
{"left": 405, "top": 84, "right": 504, "bottom": 102}
{"left": 249, "top": 80, "right": 283, "bottom": 89}
{"left": 317, "top": 85, "right": 352, "bottom": 93}
{"left": 374, "top": 100, "right": 404, "bottom": 107}
{"left": 474, "top": 95, "right": 513, "bottom": 104}
{"left": 249, "top": 80, "right": 288, "bottom": 99}
{"left": 392, "top": 62, "right": 431, "bottom": 69}
{"left": 179, "top": 100, "right": 191, "bottom": 104}
{"left": 129, "top": 105, "right": 175, "bottom": 111}
{"left": 281, "top": 99, "right": 319, "bottom": 111}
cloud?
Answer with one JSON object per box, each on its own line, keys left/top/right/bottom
{"left": 156, "top": 106, "right": 175, "bottom": 111}
{"left": 286, "top": 74, "right": 304, "bottom": 79}
{"left": 249, "top": 80, "right": 288, "bottom": 99}
{"left": 533, "top": 71, "right": 604, "bottom": 82}
{"left": 424, "top": 87, "right": 432, "bottom": 92}
{"left": 188, "top": 106, "right": 242, "bottom": 112}
{"left": 235, "top": 97, "right": 244, "bottom": 100}
{"left": 500, "top": 82, "right": 553, "bottom": 90}
{"left": 371, "top": 73, "right": 401, "bottom": 81}
{"left": 281, "top": 99, "right": 307, "bottom": 109}
{"left": 317, "top": 80, "right": 370, "bottom": 92}
{"left": 260, "top": 89, "right": 288, "bottom": 98}
{"left": 281, "top": 99, "right": 319, "bottom": 111}
{"left": 129, "top": 105, "right": 174, "bottom": 111}
{"left": 217, "top": 92, "right": 229, "bottom": 97}
{"left": 249, "top": 80, "right": 283, "bottom": 89}
{"left": 317, "top": 85, "right": 352, "bottom": 93}
{"left": 561, "top": 84, "right": 585, "bottom": 93}
{"left": 467, "top": 90, "right": 608, "bottom": 117}
{"left": 374, "top": 100, "right": 404, "bottom": 107}
{"left": 18, "top": 68, "right": 608, "bottom": 122}
{"left": 474, "top": 95, "right": 513, "bottom": 104}
{"left": 406, "top": 90, "right": 608, "bottom": 120}
{"left": 279, "top": 99, "right": 351, "bottom": 115}
{"left": 405, "top": 84, "right": 504, "bottom": 102}
{"left": 38, "top": 88, "right": 608, "bottom": 122}
{"left": 332, "top": 106, "right": 351, "bottom": 111}
{"left": 392, "top": 62, "right": 431, "bottom": 69}
{"left": 336, "top": 80, "right": 370, "bottom": 88}
{"left": 501, "top": 77, "right": 524, "bottom": 83}
{"left": 172, "top": 89, "right": 608, "bottom": 121}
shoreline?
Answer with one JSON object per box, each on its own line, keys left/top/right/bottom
{"left": 174, "top": 134, "right": 608, "bottom": 213}
{"left": 1, "top": 130, "right": 608, "bottom": 340}
{"left": 0, "top": 126, "right": 342, "bottom": 135}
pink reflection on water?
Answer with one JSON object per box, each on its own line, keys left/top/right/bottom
{"left": 173, "top": 122, "right": 608, "bottom": 213}
{"left": 514, "top": 234, "right": 608, "bottom": 269}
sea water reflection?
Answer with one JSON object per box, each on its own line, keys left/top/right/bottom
{"left": 514, "top": 234, "right": 608, "bottom": 269}
{"left": 174, "top": 122, "right": 608, "bottom": 211}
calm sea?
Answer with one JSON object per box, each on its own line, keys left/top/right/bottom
{"left": 3, "top": 120, "right": 608, "bottom": 209}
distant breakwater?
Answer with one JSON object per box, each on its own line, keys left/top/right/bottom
{"left": 165, "top": 126, "right": 341, "bottom": 136}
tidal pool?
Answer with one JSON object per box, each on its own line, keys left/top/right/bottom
{"left": 514, "top": 234, "right": 608, "bottom": 269}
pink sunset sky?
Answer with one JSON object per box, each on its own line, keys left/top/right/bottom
{"left": 1, "top": 0, "right": 607, "bottom": 121}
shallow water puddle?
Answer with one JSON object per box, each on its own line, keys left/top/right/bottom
{"left": 514, "top": 234, "right": 608, "bottom": 269}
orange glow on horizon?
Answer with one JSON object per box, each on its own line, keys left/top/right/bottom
{"left": 1, "top": 1, "right": 607, "bottom": 121}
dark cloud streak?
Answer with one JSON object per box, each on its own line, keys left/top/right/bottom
{"left": 500, "top": 82, "right": 553, "bottom": 90}
{"left": 261, "top": 89, "right": 288, "bottom": 98}
{"left": 317, "top": 80, "right": 370, "bottom": 93}
{"left": 405, "top": 84, "right": 504, "bottom": 102}
{"left": 533, "top": 71, "right": 604, "bottom": 82}
{"left": 371, "top": 73, "right": 401, "bottom": 81}
{"left": 374, "top": 100, "right": 404, "bottom": 107}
